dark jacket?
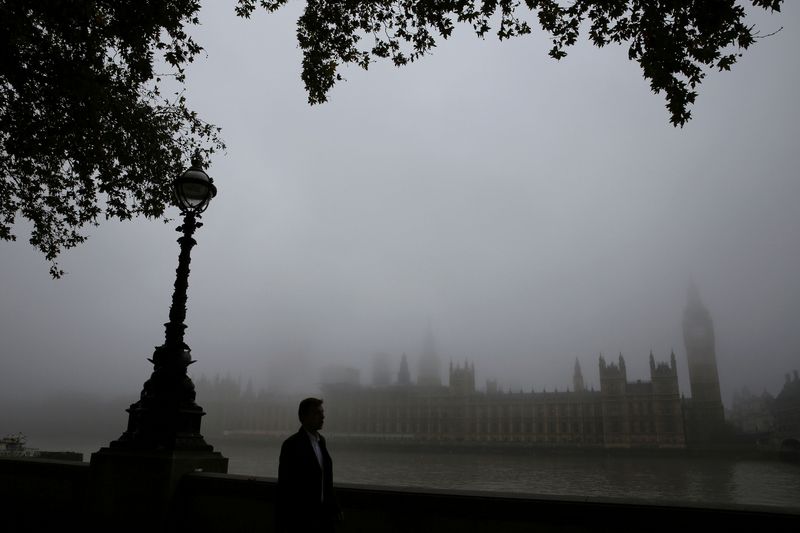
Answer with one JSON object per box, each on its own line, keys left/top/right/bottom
{"left": 277, "top": 428, "right": 338, "bottom": 532}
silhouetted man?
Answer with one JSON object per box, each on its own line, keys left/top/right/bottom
{"left": 277, "top": 397, "right": 340, "bottom": 532}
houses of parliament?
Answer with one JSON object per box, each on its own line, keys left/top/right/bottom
{"left": 199, "top": 287, "right": 730, "bottom": 449}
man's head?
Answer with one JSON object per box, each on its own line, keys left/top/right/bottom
{"left": 298, "top": 397, "right": 324, "bottom": 433}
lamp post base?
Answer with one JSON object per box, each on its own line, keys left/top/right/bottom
{"left": 89, "top": 445, "right": 228, "bottom": 531}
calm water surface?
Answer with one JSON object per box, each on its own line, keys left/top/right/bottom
{"left": 33, "top": 435, "right": 800, "bottom": 510}
{"left": 220, "top": 439, "right": 800, "bottom": 509}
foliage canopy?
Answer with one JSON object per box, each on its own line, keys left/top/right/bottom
{"left": 236, "top": 0, "right": 782, "bottom": 125}
{"left": 0, "top": 1, "right": 223, "bottom": 277}
{"left": 0, "top": 0, "right": 784, "bottom": 276}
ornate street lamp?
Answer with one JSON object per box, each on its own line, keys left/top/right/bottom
{"left": 111, "top": 154, "right": 219, "bottom": 450}
{"left": 98, "top": 154, "right": 225, "bottom": 455}
{"left": 89, "top": 155, "right": 227, "bottom": 529}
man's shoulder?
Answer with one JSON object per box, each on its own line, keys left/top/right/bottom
{"left": 281, "top": 428, "right": 306, "bottom": 448}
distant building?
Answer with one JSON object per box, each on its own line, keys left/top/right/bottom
{"left": 595, "top": 351, "right": 685, "bottom": 448}
{"left": 729, "top": 387, "right": 774, "bottom": 435}
{"left": 681, "top": 284, "right": 726, "bottom": 445}
{"left": 397, "top": 353, "right": 411, "bottom": 386}
{"left": 772, "top": 370, "right": 800, "bottom": 448}
{"left": 319, "top": 352, "right": 685, "bottom": 449}
{"left": 449, "top": 360, "right": 475, "bottom": 396}
{"left": 197, "top": 287, "right": 746, "bottom": 451}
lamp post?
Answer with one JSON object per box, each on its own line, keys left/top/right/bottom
{"left": 90, "top": 155, "right": 227, "bottom": 528}
{"left": 111, "top": 153, "right": 221, "bottom": 451}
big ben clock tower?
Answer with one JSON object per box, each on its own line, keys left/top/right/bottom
{"left": 682, "top": 283, "right": 726, "bottom": 443}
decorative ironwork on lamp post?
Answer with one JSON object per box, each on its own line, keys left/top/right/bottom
{"left": 112, "top": 154, "right": 218, "bottom": 451}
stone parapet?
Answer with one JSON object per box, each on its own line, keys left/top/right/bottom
{"left": 2, "top": 457, "right": 798, "bottom": 532}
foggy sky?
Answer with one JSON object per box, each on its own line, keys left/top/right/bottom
{"left": 2, "top": 3, "right": 799, "bottom": 411}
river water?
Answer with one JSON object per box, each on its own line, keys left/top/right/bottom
{"left": 31, "top": 435, "right": 800, "bottom": 511}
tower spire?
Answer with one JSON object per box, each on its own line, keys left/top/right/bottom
{"left": 573, "top": 358, "right": 585, "bottom": 392}
{"left": 397, "top": 353, "right": 411, "bottom": 386}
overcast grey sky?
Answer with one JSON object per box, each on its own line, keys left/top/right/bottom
{"left": 1, "top": 3, "right": 798, "bottom": 408}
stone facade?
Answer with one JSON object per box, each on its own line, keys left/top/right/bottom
{"left": 317, "top": 353, "right": 685, "bottom": 449}
{"left": 198, "top": 353, "right": 686, "bottom": 450}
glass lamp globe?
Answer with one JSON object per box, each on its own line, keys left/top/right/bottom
{"left": 173, "top": 157, "right": 217, "bottom": 213}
